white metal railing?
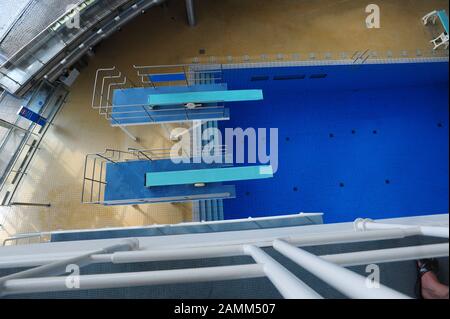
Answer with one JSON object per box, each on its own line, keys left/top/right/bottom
{"left": 2, "top": 233, "right": 47, "bottom": 246}
{"left": 0, "top": 239, "right": 139, "bottom": 296}
{"left": 0, "top": 83, "right": 69, "bottom": 206}
{"left": 91, "top": 65, "right": 227, "bottom": 129}
{"left": 354, "top": 218, "right": 449, "bottom": 238}
{"left": 0, "top": 215, "right": 447, "bottom": 298}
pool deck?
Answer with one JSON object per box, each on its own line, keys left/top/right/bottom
{"left": 0, "top": 0, "right": 449, "bottom": 241}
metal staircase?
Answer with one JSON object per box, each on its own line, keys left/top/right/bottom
{"left": 191, "top": 66, "right": 225, "bottom": 222}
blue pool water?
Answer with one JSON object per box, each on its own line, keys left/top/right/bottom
{"left": 219, "top": 61, "right": 449, "bottom": 223}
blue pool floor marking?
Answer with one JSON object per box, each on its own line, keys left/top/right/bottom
{"left": 148, "top": 89, "right": 264, "bottom": 106}
{"left": 145, "top": 165, "right": 273, "bottom": 187}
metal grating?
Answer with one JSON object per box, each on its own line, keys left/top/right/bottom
{"left": 0, "top": 0, "right": 85, "bottom": 59}
{"left": 0, "top": 0, "right": 31, "bottom": 42}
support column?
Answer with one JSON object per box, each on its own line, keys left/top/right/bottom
{"left": 186, "top": 0, "right": 196, "bottom": 27}
{"left": 119, "top": 125, "right": 138, "bottom": 142}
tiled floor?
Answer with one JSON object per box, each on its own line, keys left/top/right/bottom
{"left": 0, "top": 0, "right": 448, "bottom": 242}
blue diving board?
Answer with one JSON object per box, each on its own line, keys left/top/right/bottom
{"left": 145, "top": 165, "right": 274, "bottom": 187}
{"left": 437, "top": 10, "right": 449, "bottom": 33}
{"left": 104, "top": 159, "right": 236, "bottom": 205}
{"left": 148, "top": 89, "right": 264, "bottom": 106}
{"left": 149, "top": 73, "right": 187, "bottom": 83}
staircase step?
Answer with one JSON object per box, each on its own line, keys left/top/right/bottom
{"left": 200, "top": 200, "right": 206, "bottom": 221}
{"left": 192, "top": 201, "right": 200, "bottom": 222}
{"left": 211, "top": 199, "right": 218, "bottom": 221}
{"left": 207, "top": 200, "right": 213, "bottom": 221}
{"left": 217, "top": 199, "right": 224, "bottom": 220}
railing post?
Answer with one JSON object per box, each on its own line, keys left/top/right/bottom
{"left": 185, "top": 0, "right": 196, "bottom": 27}
{"left": 273, "top": 239, "right": 410, "bottom": 299}
{"left": 243, "top": 245, "right": 322, "bottom": 299}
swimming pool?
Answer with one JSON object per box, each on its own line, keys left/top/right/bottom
{"left": 219, "top": 59, "right": 449, "bottom": 223}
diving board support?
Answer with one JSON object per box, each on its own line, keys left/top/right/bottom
{"left": 186, "top": 0, "right": 196, "bottom": 27}
{"left": 170, "top": 121, "right": 203, "bottom": 142}
{"left": 146, "top": 165, "right": 273, "bottom": 187}
{"left": 119, "top": 125, "right": 138, "bottom": 142}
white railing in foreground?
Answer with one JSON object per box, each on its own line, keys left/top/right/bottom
{"left": 273, "top": 239, "right": 409, "bottom": 299}
{"left": 355, "top": 218, "right": 449, "bottom": 238}
{"left": 0, "top": 215, "right": 447, "bottom": 298}
{"left": 0, "top": 228, "right": 421, "bottom": 268}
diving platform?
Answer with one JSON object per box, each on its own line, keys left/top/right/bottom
{"left": 111, "top": 84, "right": 230, "bottom": 126}
{"left": 84, "top": 150, "right": 275, "bottom": 206}
{"left": 103, "top": 159, "right": 237, "bottom": 205}
{"left": 93, "top": 65, "right": 265, "bottom": 130}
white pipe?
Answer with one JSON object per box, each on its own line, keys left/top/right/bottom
{"left": 273, "top": 239, "right": 410, "bottom": 299}
{"left": 108, "top": 245, "right": 244, "bottom": 263}
{"left": 1, "top": 240, "right": 138, "bottom": 278}
{"left": 419, "top": 225, "right": 449, "bottom": 238}
{"left": 107, "top": 229, "right": 421, "bottom": 265}
{"left": 1, "top": 264, "right": 265, "bottom": 296}
{"left": 100, "top": 239, "right": 448, "bottom": 266}
{"left": 185, "top": 0, "right": 196, "bottom": 26}
{"left": 243, "top": 245, "right": 322, "bottom": 299}
{"left": 0, "top": 239, "right": 139, "bottom": 295}
{"left": 92, "top": 67, "right": 115, "bottom": 108}
{"left": 321, "top": 243, "right": 449, "bottom": 267}
{"left": 288, "top": 227, "right": 420, "bottom": 247}
{"left": 0, "top": 228, "right": 421, "bottom": 269}
{"left": 355, "top": 218, "right": 449, "bottom": 238}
